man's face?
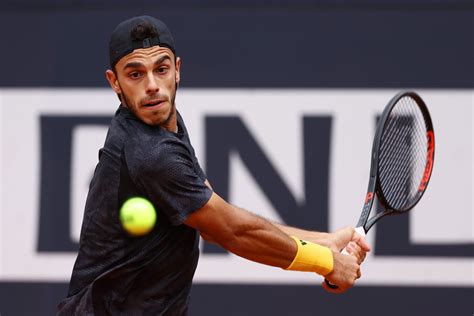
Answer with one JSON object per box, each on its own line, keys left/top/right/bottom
{"left": 106, "top": 45, "right": 181, "bottom": 127}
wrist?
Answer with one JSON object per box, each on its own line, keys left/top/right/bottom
{"left": 284, "top": 236, "right": 334, "bottom": 276}
{"left": 310, "top": 232, "right": 332, "bottom": 248}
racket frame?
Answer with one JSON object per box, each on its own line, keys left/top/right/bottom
{"left": 326, "top": 92, "right": 434, "bottom": 289}
{"left": 356, "top": 91, "right": 435, "bottom": 233}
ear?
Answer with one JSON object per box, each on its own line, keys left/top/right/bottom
{"left": 105, "top": 69, "right": 122, "bottom": 94}
{"left": 175, "top": 57, "right": 181, "bottom": 85}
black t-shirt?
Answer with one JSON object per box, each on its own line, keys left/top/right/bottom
{"left": 58, "top": 106, "right": 213, "bottom": 315}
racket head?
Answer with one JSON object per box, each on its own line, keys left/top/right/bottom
{"left": 357, "top": 92, "right": 435, "bottom": 232}
{"left": 374, "top": 91, "right": 435, "bottom": 213}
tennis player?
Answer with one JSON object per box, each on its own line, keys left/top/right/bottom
{"left": 57, "top": 15, "right": 370, "bottom": 315}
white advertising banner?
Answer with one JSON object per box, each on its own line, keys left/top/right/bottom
{"left": 0, "top": 89, "right": 472, "bottom": 286}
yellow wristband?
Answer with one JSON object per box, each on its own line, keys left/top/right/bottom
{"left": 285, "top": 236, "right": 334, "bottom": 276}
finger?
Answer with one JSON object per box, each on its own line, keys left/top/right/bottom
{"left": 350, "top": 242, "right": 366, "bottom": 263}
{"left": 345, "top": 242, "right": 356, "bottom": 258}
{"left": 355, "top": 243, "right": 367, "bottom": 262}
{"left": 353, "top": 235, "right": 371, "bottom": 252}
{"left": 346, "top": 242, "right": 364, "bottom": 264}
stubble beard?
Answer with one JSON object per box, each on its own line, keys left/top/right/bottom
{"left": 120, "top": 85, "right": 177, "bottom": 128}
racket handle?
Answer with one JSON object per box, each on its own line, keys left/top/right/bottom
{"left": 325, "top": 226, "right": 366, "bottom": 289}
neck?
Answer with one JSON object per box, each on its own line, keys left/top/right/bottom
{"left": 162, "top": 105, "right": 178, "bottom": 133}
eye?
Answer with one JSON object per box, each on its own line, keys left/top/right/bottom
{"left": 156, "top": 66, "right": 169, "bottom": 74}
{"left": 128, "top": 71, "right": 142, "bottom": 79}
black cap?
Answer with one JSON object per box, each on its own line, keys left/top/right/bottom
{"left": 109, "top": 15, "right": 176, "bottom": 68}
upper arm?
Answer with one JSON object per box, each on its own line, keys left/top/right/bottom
{"left": 184, "top": 192, "right": 233, "bottom": 238}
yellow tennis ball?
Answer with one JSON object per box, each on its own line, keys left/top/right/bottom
{"left": 120, "top": 197, "right": 157, "bottom": 236}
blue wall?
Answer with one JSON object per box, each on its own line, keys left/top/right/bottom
{"left": 1, "top": 1, "right": 472, "bottom": 87}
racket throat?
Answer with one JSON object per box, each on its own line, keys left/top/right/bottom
{"left": 365, "top": 208, "right": 394, "bottom": 232}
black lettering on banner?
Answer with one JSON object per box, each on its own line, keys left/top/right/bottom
{"left": 204, "top": 116, "right": 332, "bottom": 254}
{"left": 375, "top": 204, "right": 474, "bottom": 257}
{"left": 36, "top": 114, "right": 473, "bottom": 258}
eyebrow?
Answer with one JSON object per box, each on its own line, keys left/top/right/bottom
{"left": 154, "top": 55, "right": 171, "bottom": 65}
{"left": 122, "top": 55, "right": 171, "bottom": 71}
{"left": 122, "top": 62, "right": 144, "bottom": 71}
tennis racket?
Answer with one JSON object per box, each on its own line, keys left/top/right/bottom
{"left": 326, "top": 91, "right": 435, "bottom": 289}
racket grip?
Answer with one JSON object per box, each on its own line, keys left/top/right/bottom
{"left": 325, "top": 226, "right": 366, "bottom": 289}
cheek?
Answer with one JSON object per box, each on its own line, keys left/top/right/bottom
{"left": 121, "top": 83, "right": 141, "bottom": 103}
{"left": 166, "top": 76, "right": 177, "bottom": 94}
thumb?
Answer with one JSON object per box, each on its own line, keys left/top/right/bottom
{"left": 333, "top": 226, "right": 355, "bottom": 251}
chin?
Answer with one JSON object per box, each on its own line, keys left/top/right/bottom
{"left": 140, "top": 116, "right": 163, "bottom": 126}
{"left": 135, "top": 102, "right": 175, "bottom": 127}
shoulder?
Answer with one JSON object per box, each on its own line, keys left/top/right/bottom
{"left": 126, "top": 129, "right": 187, "bottom": 156}
{"left": 126, "top": 133, "right": 192, "bottom": 175}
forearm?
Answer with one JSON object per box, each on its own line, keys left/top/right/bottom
{"left": 214, "top": 205, "right": 296, "bottom": 269}
{"left": 273, "top": 223, "right": 331, "bottom": 248}
{"left": 186, "top": 192, "right": 333, "bottom": 274}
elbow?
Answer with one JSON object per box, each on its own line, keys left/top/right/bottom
{"left": 200, "top": 231, "right": 217, "bottom": 244}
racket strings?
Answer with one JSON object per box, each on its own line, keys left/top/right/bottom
{"left": 379, "top": 116, "right": 416, "bottom": 208}
{"left": 379, "top": 104, "right": 416, "bottom": 205}
{"left": 378, "top": 96, "right": 429, "bottom": 210}
{"left": 380, "top": 98, "right": 427, "bottom": 208}
{"left": 380, "top": 103, "right": 424, "bottom": 208}
{"left": 380, "top": 130, "right": 414, "bottom": 209}
{"left": 386, "top": 111, "right": 422, "bottom": 205}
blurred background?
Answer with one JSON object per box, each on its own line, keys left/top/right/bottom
{"left": 0, "top": 0, "right": 472, "bottom": 315}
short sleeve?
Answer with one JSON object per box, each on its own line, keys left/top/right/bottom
{"left": 194, "top": 157, "right": 207, "bottom": 181}
{"left": 125, "top": 137, "right": 213, "bottom": 225}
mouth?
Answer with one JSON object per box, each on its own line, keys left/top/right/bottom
{"left": 142, "top": 99, "right": 166, "bottom": 109}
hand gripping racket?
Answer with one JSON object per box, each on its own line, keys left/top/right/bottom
{"left": 326, "top": 91, "right": 435, "bottom": 289}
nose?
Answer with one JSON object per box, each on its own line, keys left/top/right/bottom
{"left": 145, "top": 72, "right": 159, "bottom": 95}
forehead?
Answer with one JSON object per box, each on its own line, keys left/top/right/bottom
{"left": 116, "top": 45, "right": 174, "bottom": 69}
